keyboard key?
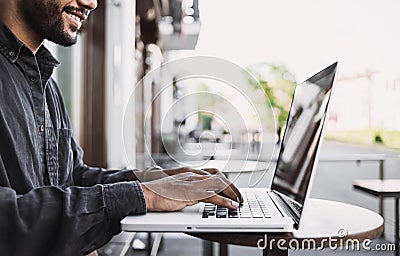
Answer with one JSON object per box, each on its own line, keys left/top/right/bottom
{"left": 240, "top": 213, "right": 251, "bottom": 216}
{"left": 216, "top": 212, "right": 227, "bottom": 218}
{"left": 203, "top": 192, "right": 273, "bottom": 219}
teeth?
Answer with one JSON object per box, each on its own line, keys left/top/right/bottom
{"left": 68, "top": 13, "right": 81, "bottom": 22}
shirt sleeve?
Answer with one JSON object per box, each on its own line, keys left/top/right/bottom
{"left": 0, "top": 180, "right": 146, "bottom": 255}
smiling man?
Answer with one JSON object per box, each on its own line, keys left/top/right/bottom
{"left": 0, "top": 0, "right": 242, "bottom": 255}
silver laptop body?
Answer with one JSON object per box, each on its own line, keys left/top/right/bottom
{"left": 121, "top": 62, "right": 337, "bottom": 233}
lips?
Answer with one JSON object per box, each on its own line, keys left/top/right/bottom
{"left": 63, "top": 6, "right": 90, "bottom": 29}
{"left": 67, "top": 12, "right": 83, "bottom": 23}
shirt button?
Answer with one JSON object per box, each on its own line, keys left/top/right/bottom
{"left": 8, "top": 51, "right": 15, "bottom": 57}
{"left": 39, "top": 125, "right": 45, "bottom": 132}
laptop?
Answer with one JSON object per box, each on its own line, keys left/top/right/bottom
{"left": 121, "top": 62, "right": 338, "bottom": 232}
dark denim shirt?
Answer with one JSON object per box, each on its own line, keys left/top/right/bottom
{"left": 0, "top": 21, "right": 146, "bottom": 255}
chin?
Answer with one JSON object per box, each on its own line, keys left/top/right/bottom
{"left": 58, "top": 27, "right": 79, "bottom": 46}
{"left": 44, "top": 20, "right": 79, "bottom": 46}
{"left": 47, "top": 34, "right": 78, "bottom": 47}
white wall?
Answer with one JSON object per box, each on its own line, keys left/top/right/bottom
{"left": 328, "top": 74, "right": 400, "bottom": 131}
{"left": 106, "top": 0, "right": 137, "bottom": 169}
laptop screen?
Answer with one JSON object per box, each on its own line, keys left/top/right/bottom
{"left": 271, "top": 63, "right": 337, "bottom": 223}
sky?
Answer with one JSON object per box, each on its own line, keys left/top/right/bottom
{"left": 195, "top": 0, "right": 400, "bottom": 82}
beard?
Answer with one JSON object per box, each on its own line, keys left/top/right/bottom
{"left": 18, "top": 0, "right": 82, "bottom": 46}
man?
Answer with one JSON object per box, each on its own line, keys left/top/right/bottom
{"left": 0, "top": 0, "right": 242, "bottom": 255}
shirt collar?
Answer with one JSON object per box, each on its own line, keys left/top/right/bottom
{"left": 0, "top": 19, "right": 24, "bottom": 63}
{"left": 36, "top": 45, "right": 61, "bottom": 68}
{"left": 0, "top": 19, "right": 60, "bottom": 67}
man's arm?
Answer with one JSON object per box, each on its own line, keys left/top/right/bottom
{"left": 71, "top": 137, "right": 137, "bottom": 186}
{"left": 0, "top": 178, "right": 145, "bottom": 255}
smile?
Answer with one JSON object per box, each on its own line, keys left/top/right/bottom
{"left": 67, "top": 13, "right": 83, "bottom": 23}
{"left": 63, "top": 6, "right": 90, "bottom": 29}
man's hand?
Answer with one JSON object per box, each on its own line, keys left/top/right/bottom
{"left": 141, "top": 172, "right": 243, "bottom": 212}
{"left": 133, "top": 166, "right": 221, "bottom": 182}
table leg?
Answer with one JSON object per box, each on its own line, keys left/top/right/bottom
{"left": 149, "top": 233, "right": 163, "bottom": 256}
{"left": 261, "top": 235, "right": 289, "bottom": 256}
{"left": 203, "top": 240, "right": 214, "bottom": 256}
{"left": 379, "top": 160, "right": 385, "bottom": 225}
{"left": 395, "top": 198, "right": 399, "bottom": 256}
{"left": 263, "top": 248, "right": 288, "bottom": 256}
{"left": 379, "top": 195, "right": 385, "bottom": 238}
{"left": 219, "top": 243, "right": 228, "bottom": 256}
{"left": 147, "top": 232, "right": 152, "bottom": 256}
{"left": 379, "top": 159, "right": 385, "bottom": 180}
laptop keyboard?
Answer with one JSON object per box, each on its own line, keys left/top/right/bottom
{"left": 202, "top": 192, "right": 271, "bottom": 219}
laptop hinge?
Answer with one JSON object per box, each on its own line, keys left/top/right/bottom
{"left": 270, "top": 191, "right": 301, "bottom": 228}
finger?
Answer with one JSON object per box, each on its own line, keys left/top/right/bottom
{"left": 201, "top": 194, "right": 239, "bottom": 209}
{"left": 217, "top": 175, "right": 243, "bottom": 203}
{"left": 176, "top": 167, "right": 210, "bottom": 176}
{"left": 195, "top": 176, "right": 241, "bottom": 203}
{"left": 175, "top": 174, "right": 243, "bottom": 203}
{"left": 205, "top": 175, "right": 243, "bottom": 203}
{"left": 216, "top": 178, "right": 243, "bottom": 203}
{"left": 225, "top": 182, "right": 244, "bottom": 203}
{"left": 189, "top": 168, "right": 210, "bottom": 175}
{"left": 201, "top": 168, "right": 219, "bottom": 175}
{"left": 171, "top": 172, "right": 205, "bottom": 181}
{"left": 186, "top": 200, "right": 198, "bottom": 206}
